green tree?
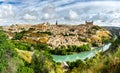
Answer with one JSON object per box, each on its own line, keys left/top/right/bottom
{"left": 12, "top": 30, "right": 26, "bottom": 40}
{"left": 0, "top": 29, "right": 17, "bottom": 73}
{"left": 30, "top": 51, "right": 55, "bottom": 73}
{"left": 17, "top": 67, "right": 34, "bottom": 73}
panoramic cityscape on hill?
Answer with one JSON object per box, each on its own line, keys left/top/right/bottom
{"left": 0, "top": 0, "right": 120, "bottom": 73}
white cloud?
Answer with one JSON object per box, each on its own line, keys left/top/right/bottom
{"left": 0, "top": 4, "right": 14, "bottom": 18}
{"left": 23, "top": 14, "right": 37, "bottom": 20}
{"left": 42, "top": 13, "right": 50, "bottom": 20}
{"left": 41, "top": 4, "right": 57, "bottom": 20}
{"left": 42, "top": 4, "right": 55, "bottom": 13}
{"left": 42, "top": 13, "right": 57, "bottom": 20}
{"left": 68, "top": 10, "right": 79, "bottom": 20}
{"left": 0, "top": 0, "right": 120, "bottom": 27}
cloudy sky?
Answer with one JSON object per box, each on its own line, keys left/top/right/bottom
{"left": 0, "top": 0, "right": 120, "bottom": 27}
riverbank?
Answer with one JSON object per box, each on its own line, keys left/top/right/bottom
{"left": 52, "top": 43, "right": 111, "bottom": 62}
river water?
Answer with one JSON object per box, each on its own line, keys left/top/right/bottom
{"left": 52, "top": 43, "right": 111, "bottom": 62}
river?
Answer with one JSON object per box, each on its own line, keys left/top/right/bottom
{"left": 52, "top": 43, "right": 111, "bottom": 62}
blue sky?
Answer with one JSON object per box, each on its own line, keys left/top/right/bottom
{"left": 0, "top": 0, "right": 120, "bottom": 26}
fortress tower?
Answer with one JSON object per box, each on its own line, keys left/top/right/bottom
{"left": 56, "top": 20, "right": 58, "bottom": 25}
{"left": 85, "top": 21, "right": 93, "bottom": 25}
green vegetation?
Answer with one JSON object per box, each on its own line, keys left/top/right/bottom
{"left": 65, "top": 36, "right": 120, "bottom": 73}
{"left": 50, "top": 44, "right": 91, "bottom": 55}
{"left": 12, "top": 30, "right": 26, "bottom": 40}
{"left": 14, "top": 41, "right": 33, "bottom": 51}
{"left": 92, "top": 25, "right": 102, "bottom": 30}
{"left": 0, "top": 29, "right": 17, "bottom": 73}
{"left": 29, "top": 51, "right": 55, "bottom": 73}
{"left": 37, "top": 31, "right": 52, "bottom": 35}
{"left": 66, "top": 52, "right": 120, "bottom": 73}
{"left": 33, "top": 43, "right": 51, "bottom": 52}
{"left": 28, "top": 28, "right": 35, "bottom": 31}
{"left": 78, "top": 37, "right": 87, "bottom": 42}
{"left": 101, "top": 36, "right": 114, "bottom": 44}
{"left": 0, "top": 28, "right": 56, "bottom": 73}
{"left": 92, "top": 42, "right": 99, "bottom": 47}
{"left": 17, "top": 67, "right": 34, "bottom": 73}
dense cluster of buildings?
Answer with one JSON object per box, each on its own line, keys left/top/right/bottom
{"left": 3, "top": 21, "right": 111, "bottom": 49}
